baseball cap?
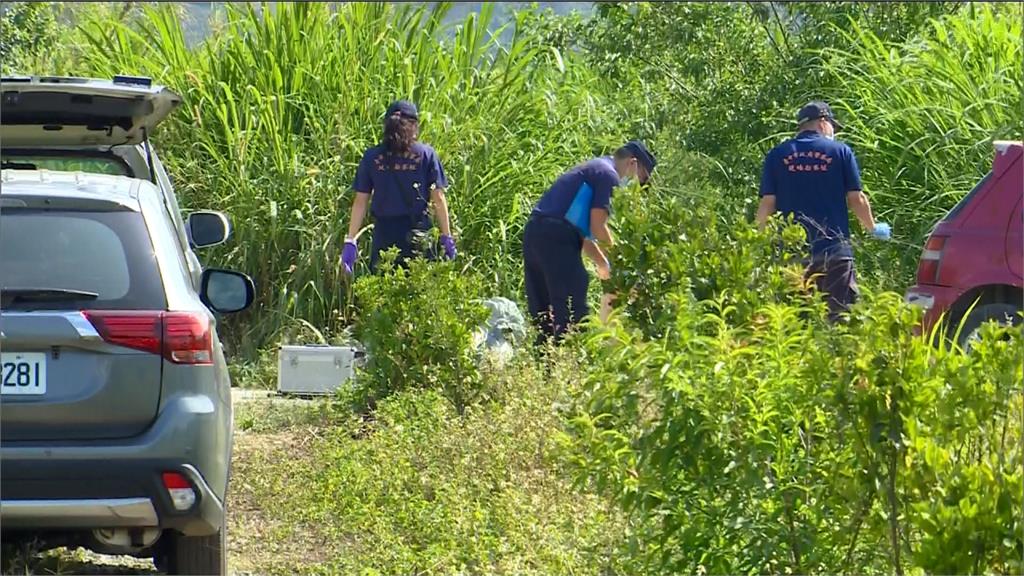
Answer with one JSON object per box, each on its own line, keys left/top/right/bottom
{"left": 385, "top": 100, "right": 419, "bottom": 121}
{"left": 622, "top": 140, "right": 657, "bottom": 175}
{"left": 796, "top": 101, "right": 842, "bottom": 129}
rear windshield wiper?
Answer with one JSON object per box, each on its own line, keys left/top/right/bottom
{"left": 1, "top": 287, "right": 100, "bottom": 306}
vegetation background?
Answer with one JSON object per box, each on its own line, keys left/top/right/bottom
{"left": 2, "top": 2, "right": 1021, "bottom": 574}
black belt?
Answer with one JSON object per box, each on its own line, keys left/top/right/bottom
{"left": 530, "top": 213, "right": 570, "bottom": 227}
{"left": 529, "top": 213, "right": 585, "bottom": 241}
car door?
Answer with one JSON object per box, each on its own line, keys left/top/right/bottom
{"left": 1008, "top": 196, "right": 1022, "bottom": 280}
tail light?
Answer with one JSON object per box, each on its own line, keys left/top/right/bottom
{"left": 82, "top": 311, "right": 213, "bottom": 365}
{"left": 917, "top": 235, "right": 948, "bottom": 285}
{"left": 163, "top": 313, "right": 213, "bottom": 364}
{"left": 161, "top": 472, "right": 197, "bottom": 511}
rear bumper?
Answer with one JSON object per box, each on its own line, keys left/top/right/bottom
{"left": 0, "top": 460, "right": 222, "bottom": 536}
{"left": 1, "top": 498, "right": 158, "bottom": 529}
{"left": 0, "top": 393, "right": 230, "bottom": 537}
{"left": 905, "top": 284, "right": 960, "bottom": 333}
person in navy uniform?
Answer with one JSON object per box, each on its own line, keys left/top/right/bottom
{"left": 341, "top": 100, "right": 456, "bottom": 274}
{"left": 756, "top": 101, "right": 891, "bottom": 322}
{"left": 523, "top": 140, "right": 656, "bottom": 345}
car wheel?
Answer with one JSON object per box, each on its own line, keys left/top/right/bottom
{"left": 158, "top": 527, "right": 226, "bottom": 575}
{"left": 957, "top": 303, "right": 1022, "bottom": 353}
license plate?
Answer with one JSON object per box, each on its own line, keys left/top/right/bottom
{"left": 0, "top": 353, "right": 47, "bottom": 395}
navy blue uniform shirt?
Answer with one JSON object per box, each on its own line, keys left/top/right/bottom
{"left": 532, "top": 156, "right": 619, "bottom": 221}
{"left": 353, "top": 142, "right": 448, "bottom": 219}
{"left": 760, "top": 131, "right": 863, "bottom": 259}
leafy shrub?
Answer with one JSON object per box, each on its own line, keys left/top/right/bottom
{"left": 898, "top": 318, "right": 1023, "bottom": 573}
{"left": 603, "top": 151, "right": 814, "bottom": 339}
{"left": 351, "top": 252, "right": 491, "bottom": 414}
{"left": 566, "top": 143, "right": 1023, "bottom": 575}
{"left": 0, "top": 2, "right": 59, "bottom": 72}
{"left": 567, "top": 201, "right": 1024, "bottom": 574}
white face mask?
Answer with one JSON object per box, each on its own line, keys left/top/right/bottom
{"left": 621, "top": 176, "right": 636, "bottom": 187}
{"left": 825, "top": 133, "right": 835, "bottom": 140}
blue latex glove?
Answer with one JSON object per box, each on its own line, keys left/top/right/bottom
{"left": 341, "top": 241, "right": 358, "bottom": 274}
{"left": 440, "top": 234, "right": 457, "bottom": 260}
{"left": 872, "top": 222, "right": 892, "bottom": 241}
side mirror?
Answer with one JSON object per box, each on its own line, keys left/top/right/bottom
{"left": 200, "top": 269, "right": 255, "bottom": 314}
{"left": 187, "top": 211, "right": 232, "bottom": 249}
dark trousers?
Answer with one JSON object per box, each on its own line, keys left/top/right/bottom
{"left": 370, "top": 215, "right": 435, "bottom": 273}
{"left": 523, "top": 215, "right": 590, "bottom": 346}
{"left": 804, "top": 255, "right": 859, "bottom": 323}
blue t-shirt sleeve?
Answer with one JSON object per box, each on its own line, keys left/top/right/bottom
{"left": 589, "top": 170, "right": 617, "bottom": 212}
{"left": 426, "top": 147, "right": 449, "bottom": 191}
{"left": 353, "top": 151, "right": 374, "bottom": 194}
{"left": 842, "top": 145, "right": 863, "bottom": 192}
{"left": 759, "top": 151, "right": 776, "bottom": 197}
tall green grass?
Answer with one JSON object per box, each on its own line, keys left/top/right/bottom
{"left": 68, "top": 2, "right": 628, "bottom": 358}
{"left": 819, "top": 3, "right": 1023, "bottom": 288}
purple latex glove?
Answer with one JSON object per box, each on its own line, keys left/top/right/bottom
{"left": 440, "top": 234, "right": 457, "bottom": 260}
{"left": 341, "top": 241, "right": 358, "bottom": 275}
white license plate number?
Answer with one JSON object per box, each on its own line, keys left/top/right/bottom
{"left": 0, "top": 353, "right": 47, "bottom": 395}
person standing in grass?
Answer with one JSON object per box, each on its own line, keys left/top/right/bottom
{"left": 523, "top": 141, "right": 656, "bottom": 345}
{"left": 341, "top": 100, "right": 456, "bottom": 274}
{"left": 756, "top": 101, "right": 891, "bottom": 322}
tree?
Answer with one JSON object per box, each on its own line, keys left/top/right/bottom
{"left": 0, "top": 2, "right": 60, "bottom": 73}
{"left": 571, "top": 2, "right": 966, "bottom": 191}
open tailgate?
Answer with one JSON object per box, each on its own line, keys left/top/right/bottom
{"left": 1, "top": 76, "right": 182, "bottom": 147}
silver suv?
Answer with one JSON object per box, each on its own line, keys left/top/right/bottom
{"left": 0, "top": 167, "right": 253, "bottom": 573}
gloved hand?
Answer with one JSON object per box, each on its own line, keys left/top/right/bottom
{"left": 440, "top": 234, "right": 457, "bottom": 260}
{"left": 871, "top": 222, "right": 892, "bottom": 241}
{"left": 341, "top": 240, "right": 358, "bottom": 275}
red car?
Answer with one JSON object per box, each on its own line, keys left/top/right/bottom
{"left": 905, "top": 140, "right": 1023, "bottom": 348}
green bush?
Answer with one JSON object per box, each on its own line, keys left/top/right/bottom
{"left": 351, "top": 252, "right": 491, "bottom": 414}
{"left": 602, "top": 151, "right": 815, "bottom": 339}
{"left": 0, "top": 2, "right": 59, "bottom": 72}
{"left": 566, "top": 183, "right": 1024, "bottom": 574}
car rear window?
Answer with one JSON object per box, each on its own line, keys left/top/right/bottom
{"left": 0, "top": 209, "right": 166, "bottom": 310}
{"left": 1, "top": 154, "right": 130, "bottom": 176}
{"left": 943, "top": 170, "right": 992, "bottom": 222}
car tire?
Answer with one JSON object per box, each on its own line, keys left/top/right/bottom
{"left": 158, "top": 527, "right": 226, "bottom": 575}
{"left": 956, "top": 303, "right": 1022, "bottom": 352}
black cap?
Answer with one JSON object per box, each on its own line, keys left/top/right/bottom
{"left": 622, "top": 140, "right": 657, "bottom": 175}
{"left": 385, "top": 100, "right": 419, "bottom": 121}
{"left": 797, "top": 101, "right": 842, "bottom": 129}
